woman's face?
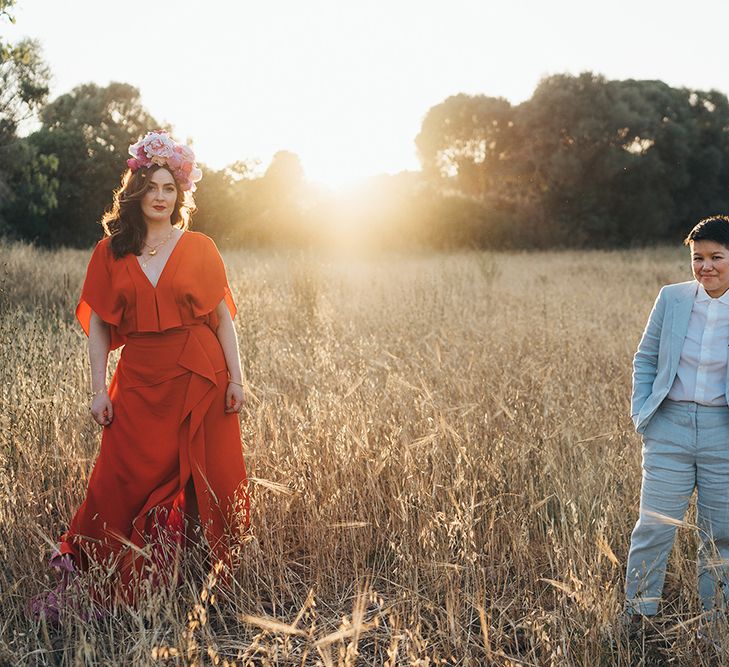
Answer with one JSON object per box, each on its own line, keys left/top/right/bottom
{"left": 691, "top": 240, "right": 729, "bottom": 298}
{"left": 140, "top": 168, "right": 177, "bottom": 226}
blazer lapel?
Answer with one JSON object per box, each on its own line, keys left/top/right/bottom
{"left": 726, "top": 345, "right": 729, "bottom": 405}
{"left": 669, "top": 284, "right": 698, "bottom": 376}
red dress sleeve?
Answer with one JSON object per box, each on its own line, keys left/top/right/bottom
{"left": 190, "top": 234, "right": 237, "bottom": 330}
{"left": 75, "top": 238, "right": 126, "bottom": 350}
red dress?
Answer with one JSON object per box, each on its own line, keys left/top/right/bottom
{"left": 58, "top": 231, "right": 249, "bottom": 600}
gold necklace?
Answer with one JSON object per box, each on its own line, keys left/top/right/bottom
{"left": 144, "top": 227, "right": 174, "bottom": 255}
{"left": 141, "top": 228, "right": 174, "bottom": 268}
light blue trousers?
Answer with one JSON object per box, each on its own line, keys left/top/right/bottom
{"left": 625, "top": 399, "right": 729, "bottom": 615}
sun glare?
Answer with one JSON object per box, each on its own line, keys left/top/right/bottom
{"left": 194, "top": 119, "right": 417, "bottom": 191}
{"left": 305, "top": 158, "right": 392, "bottom": 190}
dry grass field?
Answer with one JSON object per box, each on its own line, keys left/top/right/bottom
{"left": 0, "top": 239, "right": 719, "bottom": 665}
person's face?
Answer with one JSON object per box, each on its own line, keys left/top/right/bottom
{"left": 691, "top": 239, "right": 729, "bottom": 298}
{"left": 141, "top": 168, "right": 177, "bottom": 225}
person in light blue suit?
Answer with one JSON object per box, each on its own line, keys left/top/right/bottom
{"left": 626, "top": 215, "right": 729, "bottom": 620}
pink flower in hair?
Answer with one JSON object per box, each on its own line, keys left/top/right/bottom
{"left": 144, "top": 132, "right": 175, "bottom": 159}
{"left": 167, "top": 153, "right": 182, "bottom": 170}
{"left": 128, "top": 142, "right": 152, "bottom": 170}
{"left": 126, "top": 130, "right": 203, "bottom": 190}
{"left": 174, "top": 144, "right": 195, "bottom": 162}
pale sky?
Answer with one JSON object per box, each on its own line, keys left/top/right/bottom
{"left": 6, "top": 0, "right": 729, "bottom": 186}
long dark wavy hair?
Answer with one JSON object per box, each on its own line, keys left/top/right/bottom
{"left": 101, "top": 165, "right": 196, "bottom": 259}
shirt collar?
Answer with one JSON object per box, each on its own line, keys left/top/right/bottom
{"left": 696, "top": 283, "right": 729, "bottom": 305}
{"left": 696, "top": 284, "right": 711, "bottom": 302}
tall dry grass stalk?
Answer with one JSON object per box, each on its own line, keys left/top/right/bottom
{"left": 0, "top": 239, "right": 718, "bottom": 664}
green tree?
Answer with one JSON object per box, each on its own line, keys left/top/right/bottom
{"left": 0, "top": 0, "right": 14, "bottom": 21}
{"left": 514, "top": 72, "right": 648, "bottom": 243}
{"left": 0, "top": 2, "right": 54, "bottom": 235}
{"left": 25, "top": 82, "right": 158, "bottom": 245}
{"left": 192, "top": 166, "right": 243, "bottom": 245}
{"left": 416, "top": 94, "right": 514, "bottom": 199}
{"left": 0, "top": 37, "right": 49, "bottom": 144}
{"left": 418, "top": 73, "right": 729, "bottom": 247}
{"left": 519, "top": 74, "right": 729, "bottom": 244}
{"left": 0, "top": 143, "right": 58, "bottom": 239}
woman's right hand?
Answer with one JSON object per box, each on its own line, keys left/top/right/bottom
{"left": 90, "top": 390, "right": 114, "bottom": 426}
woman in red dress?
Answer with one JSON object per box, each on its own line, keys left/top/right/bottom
{"left": 36, "top": 131, "right": 249, "bottom": 614}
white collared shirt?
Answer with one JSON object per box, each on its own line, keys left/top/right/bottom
{"left": 668, "top": 284, "right": 729, "bottom": 406}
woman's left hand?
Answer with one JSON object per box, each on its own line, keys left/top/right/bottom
{"left": 225, "top": 382, "right": 244, "bottom": 413}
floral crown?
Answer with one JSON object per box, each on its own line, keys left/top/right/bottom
{"left": 127, "top": 130, "right": 203, "bottom": 192}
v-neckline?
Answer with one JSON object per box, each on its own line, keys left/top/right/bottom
{"left": 134, "top": 230, "right": 187, "bottom": 289}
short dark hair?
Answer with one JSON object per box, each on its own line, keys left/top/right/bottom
{"left": 684, "top": 215, "right": 729, "bottom": 249}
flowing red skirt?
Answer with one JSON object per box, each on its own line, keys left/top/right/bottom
{"left": 57, "top": 322, "right": 249, "bottom": 602}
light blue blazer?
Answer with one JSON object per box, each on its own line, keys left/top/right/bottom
{"left": 631, "top": 280, "right": 729, "bottom": 433}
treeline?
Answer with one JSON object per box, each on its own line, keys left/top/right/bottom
{"left": 416, "top": 75, "right": 729, "bottom": 247}
{"left": 1, "top": 1, "right": 728, "bottom": 249}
